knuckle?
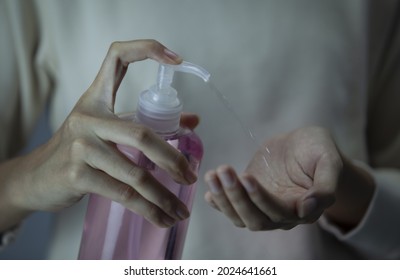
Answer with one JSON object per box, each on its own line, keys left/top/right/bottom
{"left": 131, "top": 126, "right": 153, "bottom": 145}
{"left": 127, "top": 165, "right": 149, "bottom": 185}
{"left": 108, "top": 41, "right": 122, "bottom": 57}
{"left": 117, "top": 186, "right": 139, "bottom": 204}
{"left": 64, "top": 112, "right": 82, "bottom": 135}
{"left": 65, "top": 163, "right": 86, "bottom": 185}
{"left": 63, "top": 111, "right": 93, "bottom": 136}
{"left": 69, "top": 137, "right": 90, "bottom": 159}
{"left": 146, "top": 39, "right": 161, "bottom": 51}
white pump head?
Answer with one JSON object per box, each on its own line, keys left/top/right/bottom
{"left": 157, "top": 61, "right": 210, "bottom": 89}
{"left": 137, "top": 61, "right": 210, "bottom": 134}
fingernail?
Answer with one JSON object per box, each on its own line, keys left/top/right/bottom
{"left": 220, "top": 171, "right": 235, "bottom": 189}
{"left": 299, "top": 197, "right": 317, "bottom": 218}
{"left": 176, "top": 206, "right": 190, "bottom": 220}
{"left": 164, "top": 48, "right": 181, "bottom": 61}
{"left": 185, "top": 169, "right": 198, "bottom": 184}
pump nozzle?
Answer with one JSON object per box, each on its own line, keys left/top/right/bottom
{"left": 157, "top": 61, "right": 210, "bottom": 90}
{"left": 137, "top": 60, "right": 210, "bottom": 133}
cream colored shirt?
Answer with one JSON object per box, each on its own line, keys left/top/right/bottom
{"left": 1, "top": 0, "right": 400, "bottom": 259}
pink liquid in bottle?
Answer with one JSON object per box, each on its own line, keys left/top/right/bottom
{"left": 79, "top": 60, "right": 209, "bottom": 259}
{"left": 78, "top": 127, "right": 203, "bottom": 259}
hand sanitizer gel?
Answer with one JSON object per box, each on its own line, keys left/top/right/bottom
{"left": 78, "top": 61, "right": 210, "bottom": 260}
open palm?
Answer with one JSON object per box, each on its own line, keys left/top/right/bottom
{"left": 204, "top": 126, "right": 343, "bottom": 230}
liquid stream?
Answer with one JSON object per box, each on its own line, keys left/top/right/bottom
{"left": 206, "top": 80, "right": 271, "bottom": 169}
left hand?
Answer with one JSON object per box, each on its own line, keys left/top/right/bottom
{"left": 204, "top": 126, "right": 343, "bottom": 231}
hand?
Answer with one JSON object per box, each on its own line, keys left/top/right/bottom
{"left": 0, "top": 40, "right": 198, "bottom": 231}
{"left": 204, "top": 126, "right": 343, "bottom": 231}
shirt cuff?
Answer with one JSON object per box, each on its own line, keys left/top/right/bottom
{"left": 319, "top": 161, "right": 400, "bottom": 259}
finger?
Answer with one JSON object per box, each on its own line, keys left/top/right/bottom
{"left": 298, "top": 152, "right": 342, "bottom": 218}
{"left": 239, "top": 174, "right": 297, "bottom": 224}
{"left": 76, "top": 138, "right": 190, "bottom": 222}
{"left": 204, "top": 191, "right": 221, "bottom": 211}
{"left": 91, "top": 117, "right": 197, "bottom": 185}
{"left": 75, "top": 168, "right": 178, "bottom": 227}
{"left": 180, "top": 113, "right": 200, "bottom": 130}
{"left": 204, "top": 170, "right": 245, "bottom": 227}
{"left": 217, "top": 166, "right": 288, "bottom": 231}
{"left": 91, "top": 39, "right": 183, "bottom": 109}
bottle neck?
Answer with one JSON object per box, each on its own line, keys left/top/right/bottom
{"left": 136, "top": 109, "right": 181, "bottom": 135}
{"left": 136, "top": 85, "right": 183, "bottom": 134}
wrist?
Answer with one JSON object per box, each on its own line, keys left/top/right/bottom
{"left": 324, "top": 156, "right": 376, "bottom": 232}
{"left": 0, "top": 156, "right": 33, "bottom": 232}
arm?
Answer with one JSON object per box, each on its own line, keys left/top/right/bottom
{"left": 204, "top": 126, "right": 400, "bottom": 259}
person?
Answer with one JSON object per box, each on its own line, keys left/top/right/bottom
{"left": 1, "top": 0, "right": 399, "bottom": 259}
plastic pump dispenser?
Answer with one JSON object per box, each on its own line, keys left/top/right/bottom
{"left": 137, "top": 61, "right": 210, "bottom": 133}
{"left": 79, "top": 61, "right": 209, "bottom": 260}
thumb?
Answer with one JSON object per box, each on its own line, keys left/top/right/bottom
{"left": 297, "top": 152, "right": 342, "bottom": 219}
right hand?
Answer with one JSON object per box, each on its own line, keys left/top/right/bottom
{"left": 1, "top": 40, "right": 197, "bottom": 229}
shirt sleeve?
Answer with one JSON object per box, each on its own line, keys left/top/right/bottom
{"left": 319, "top": 163, "right": 400, "bottom": 259}
{"left": 319, "top": 1, "right": 400, "bottom": 259}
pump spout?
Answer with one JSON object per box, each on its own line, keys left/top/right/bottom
{"left": 157, "top": 61, "right": 210, "bottom": 90}
{"left": 172, "top": 61, "right": 211, "bottom": 82}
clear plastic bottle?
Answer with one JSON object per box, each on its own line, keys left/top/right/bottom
{"left": 78, "top": 61, "right": 210, "bottom": 260}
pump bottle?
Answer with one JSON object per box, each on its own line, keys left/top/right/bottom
{"left": 78, "top": 61, "right": 210, "bottom": 260}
